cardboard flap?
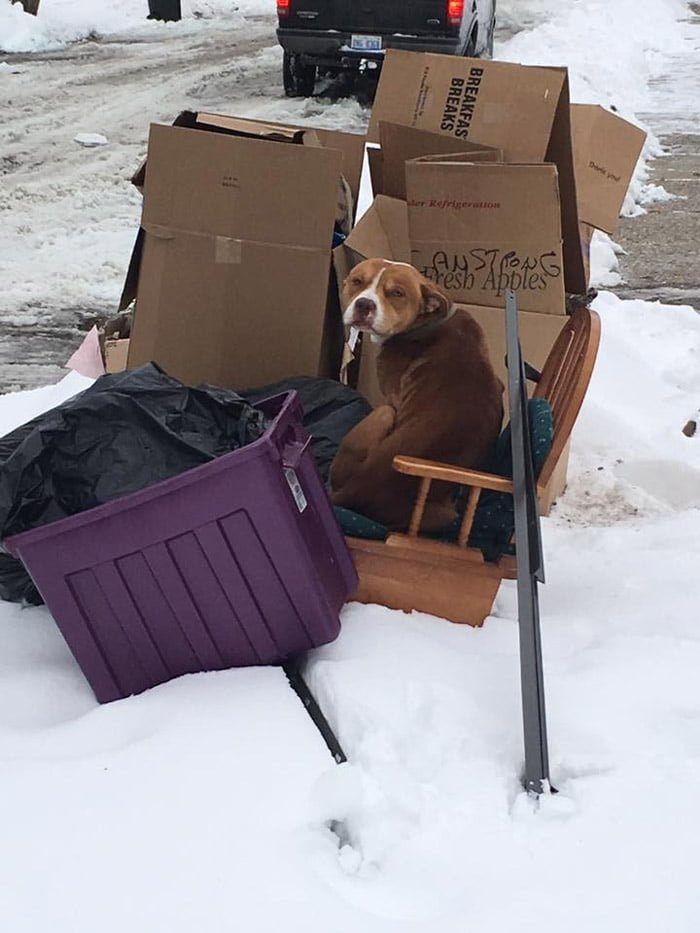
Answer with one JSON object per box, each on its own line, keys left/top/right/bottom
{"left": 195, "top": 113, "right": 365, "bottom": 219}
{"left": 571, "top": 104, "right": 647, "bottom": 234}
{"left": 367, "top": 146, "right": 384, "bottom": 199}
{"left": 142, "top": 124, "right": 342, "bottom": 249}
{"left": 406, "top": 162, "right": 562, "bottom": 240}
{"left": 369, "top": 51, "right": 566, "bottom": 162}
{"left": 411, "top": 151, "right": 503, "bottom": 165}
{"left": 195, "top": 111, "right": 308, "bottom": 143}
{"left": 378, "top": 121, "right": 501, "bottom": 199}
{"left": 130, "top": 111, "right": 365, "bottom": 222}
{"left": 343, "top": 195, "right": 410, "bottom": 262}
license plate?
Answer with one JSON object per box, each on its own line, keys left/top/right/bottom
{"left": 350, "top": 34, "right": 382, "bottom": 52}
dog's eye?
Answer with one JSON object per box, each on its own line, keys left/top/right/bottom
{"left": 389, "top": 288, "right": 405, "bottom": 298}
{"left": 351, "top": 277, "right": 364, "bottom": 287}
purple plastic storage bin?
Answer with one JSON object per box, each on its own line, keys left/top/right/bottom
{"left": 6, "top": 392, "right": 357, "bottom": 703}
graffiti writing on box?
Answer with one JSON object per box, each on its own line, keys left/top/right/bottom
{"left": 419, "top": 250, "right": 562, "bottom": 295}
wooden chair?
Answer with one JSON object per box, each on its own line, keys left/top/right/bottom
{"left": 346, "top": 306, "right": 601, "bottom": 626}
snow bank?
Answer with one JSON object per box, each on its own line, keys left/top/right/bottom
{"left": 497, "top": 0, "right": 693, "bottom": 283}
{"left": 498, "top": 0, "right": 688, "bottom": 111}
{"left": 0, "top": 0, "right": 268, "bottom": 53}
{"left": 0, "top": 369, "right": 92, "bottom": 436}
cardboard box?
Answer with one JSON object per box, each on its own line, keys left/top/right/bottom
{"left": 368, "top": 50, "right": 586, "bottom": 298}
{"left": 570, "top": 104, "right": 646, "bottom": 235}
{"left": 122, "top": 114, "right": 365, "bottom": 390}
{"left": 377, "top": 122, "right": 501, "bottom": 200}
{"left": 405, "top": 159, "right": 565, "bottom": 315}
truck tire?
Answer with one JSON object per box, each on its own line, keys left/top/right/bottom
{"left": 283, "top": 52, "right": 317, "bottom": 98}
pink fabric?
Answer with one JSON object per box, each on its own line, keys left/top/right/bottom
{"left": 65, "top": 326, "right": 105, "bottom": 379}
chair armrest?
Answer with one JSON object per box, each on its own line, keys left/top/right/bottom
{"left": 393, "top": 455, "right": 514, "bottom": 494}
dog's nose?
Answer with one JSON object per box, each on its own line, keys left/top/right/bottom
{"left": 354, "top": 297, "right": 376, "bottom": 319}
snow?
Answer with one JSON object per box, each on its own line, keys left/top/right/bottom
{"left": 74, "top": 131, "right": 109, "bottom": 147}
{"left": 497, "top": 0, "right": 692, "bottom": 282}
{"left": 0, "top": 0, "right": 270, "bottom": 53}
{"left": 2, "top": 1, "right": 700, "bottom": 931}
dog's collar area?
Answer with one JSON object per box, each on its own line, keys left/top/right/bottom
{"left": 385, "top": 303, "right": 457, "bottom": 343}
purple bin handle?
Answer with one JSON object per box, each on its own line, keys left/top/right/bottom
{"left": 282, "top": 438, "right": 311, "bottom": 470}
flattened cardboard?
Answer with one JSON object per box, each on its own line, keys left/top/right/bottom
{"left": 378, "top": 122, "right": 501, "bottom": 200}
{"left": 571, "top": 104, "right": 647, "bottom": 234}
{"left": 104, "top": 338, "right": 130, "bottom": 374}
{"left": 369, "top": 50, "right": 586, "bottom": 296}
{"left": 406, "top": 160, "right": 565, "bottom": 315}
{"left": 127, "top": 122, "right": 343, "bottom": 388}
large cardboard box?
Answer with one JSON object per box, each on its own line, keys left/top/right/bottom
{"left": 405, "top": 158, "right": 565, "bottom": 315}
{"left": 121, "top": 113, "right": 365, "bottom": 389}
{"left": 368, "top": 50, "right": 586, "bottom": 298}
{"left": 570, "top": 104, "right": 646, "bottom": 235}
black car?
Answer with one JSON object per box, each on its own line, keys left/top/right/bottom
{"left": 277, "top": 0, "right": 496, "bottom": 97}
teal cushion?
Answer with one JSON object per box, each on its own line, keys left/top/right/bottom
{"left": 334, "top": 505, "right": 388, "bottom": 540}
{"left": 489, "top": 397, "right": 554, "bottom": 479}
{"left": 333, "top": 398, "right": 554, "bottom": 561}
{"left": 451, "top": 398, "right": 554, "bottom": 559}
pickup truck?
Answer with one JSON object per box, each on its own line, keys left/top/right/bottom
{"left": 277, "top": 1, "right": 496, "bottom": 97}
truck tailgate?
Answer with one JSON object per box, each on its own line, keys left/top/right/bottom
{"left": 285, "top": 1, "right": 452, "bottom": 35}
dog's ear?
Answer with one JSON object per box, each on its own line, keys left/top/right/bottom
{"left": 420, "top": 282, "right": 451, "bottom": 319}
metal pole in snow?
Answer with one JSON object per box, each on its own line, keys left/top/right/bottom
{"left": 505, "top": 289, "right": 552, "bottom": 796}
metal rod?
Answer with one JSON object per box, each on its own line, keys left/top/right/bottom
{"left": 505, "top": 289, "right": 552, "bottom": 796}
{"left": 283, "top": 656, "right": 347, "bottom": 765}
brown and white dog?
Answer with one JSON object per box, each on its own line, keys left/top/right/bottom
{"left": 330, "top": 258, "right": 504, "bottom": 532}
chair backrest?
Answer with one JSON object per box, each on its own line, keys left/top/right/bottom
{"left": 533, "top": 307, "right": 601, "bottom": 489}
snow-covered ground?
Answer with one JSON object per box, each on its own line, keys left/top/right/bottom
{"left": 1, "top": 1, "right": 700, "bottom": 931}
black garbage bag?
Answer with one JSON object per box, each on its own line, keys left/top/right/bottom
{"left": 245, "top": 376, "right": 372, "bottom": 483}
{"left": 0, "top": 363, "right": 268, "bottom": 603}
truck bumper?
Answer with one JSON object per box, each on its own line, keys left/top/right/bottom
{"left": 276, "top": 29, "right": 460, "bottom": 68}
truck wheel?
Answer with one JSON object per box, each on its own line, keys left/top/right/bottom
{"left": 283, "top": 52, "right": 317, "bottom": 98}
